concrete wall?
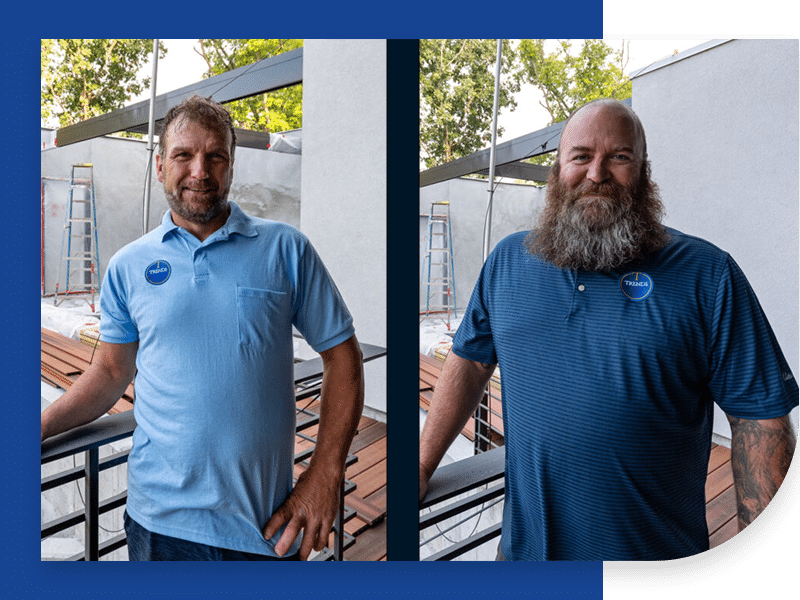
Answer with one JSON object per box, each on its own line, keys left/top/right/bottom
{"left": 420, "top": 178, "right": 547, "bottom": 316}
{"left": 41, "top": 133, "right": 301, "bottom": 297}
{"left": 300, "top": 39, "right": 387, "bottom": 417}
{"left": 631, "top": 39, "right": 800, "bottom": 436}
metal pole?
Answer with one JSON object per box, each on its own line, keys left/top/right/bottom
{"left": 482, "top": 39, "right": 503, "bottom": 263}
{"left": 84, "top": 448, "right": 100, "bottom": 561}
{"left": 333, "top": 481, "right": 345, "bottom": 560}
{"left": 143, "top": 39, "right": 159, "bottom": 235}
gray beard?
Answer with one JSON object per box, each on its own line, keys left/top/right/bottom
{"left": 526, "top": 173, "right": 669, "bottom": 272}
{"left": 165, "top": 189, "right": 229, "bottom": 225}
{"left": 541, "top": 199, "right": 648, "bottom": 271}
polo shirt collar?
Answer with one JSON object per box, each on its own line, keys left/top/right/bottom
{"left": 159, "top": 201, "right": 258, "bottom": 243}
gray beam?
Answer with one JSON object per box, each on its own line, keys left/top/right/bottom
{"left": 56, "top": 47, "right": 303, "bottom": 147}
{"left": 476, "top": 161, "right": 551, "bottom": 182}
{"left": 420, "top": 121, "right": 562, "bottom": 187}
{"left": 125, "top": 123, "right": 273, "bottom": 151}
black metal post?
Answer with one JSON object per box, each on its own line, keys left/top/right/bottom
{"left": 333, "top": 481, "right": 345, "bottom": 561}
{"left": 84, "top": 448, "right": 100, "bottom": 561}
{"left": 474, "top": 385, "right": 491, "bottom": 454}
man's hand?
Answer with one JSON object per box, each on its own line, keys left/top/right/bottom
{"left": 262, "top": 464, "right": 343, "bottom": 560}
{"left": 263, "top": 335, "right": 363, "bottom": 559}
{"left": 727, "top": 414, "right": 796, "bottom": 530}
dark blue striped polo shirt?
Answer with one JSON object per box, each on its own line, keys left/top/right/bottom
{"left": 452, "top": 227, "right": 798, "bottom": 561}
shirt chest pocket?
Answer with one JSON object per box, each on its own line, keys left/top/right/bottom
{"left": 236, "top": 286, "right": 291, "bottom": 348}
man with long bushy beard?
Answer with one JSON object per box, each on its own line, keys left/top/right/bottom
{"left": 420, "top": 99, "right": 797, "bottom": 561}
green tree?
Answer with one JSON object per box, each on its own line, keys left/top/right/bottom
{"left": 420, "top": 39, "right": 521, "bottom": 169}
{"left": 195, "top": 39, "right": 303, "bottom": 133}
{"left": 517, "top": 39, "right": 631, "bottom": 168}
{"left": 41, "top": 39, "right": 166, "bottom": 128}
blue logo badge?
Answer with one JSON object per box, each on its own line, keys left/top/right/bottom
{"left": 620, "top": 272, "right": 653, "bottom": 302}
{"left": 145, "top": 260, "right": 171, "bottom": 285}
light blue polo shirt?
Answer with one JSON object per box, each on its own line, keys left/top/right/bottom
{"left": 453, "top": 228, "right": 798, "bottom": 560}
{"left": 99, "top": 202, "right": 354, "bottom": 556}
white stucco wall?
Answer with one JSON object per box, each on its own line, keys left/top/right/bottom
{"left": 631, "top": 39, "right": 800, "bottom": 436}
{"left": 420, "top": 177, "right": 547, "bottom": 316}
{"left": 300, "top": 40, "right": 387, "bottom": 416}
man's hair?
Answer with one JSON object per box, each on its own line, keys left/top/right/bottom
{"left": 158, "top": 95, "right": 237, "bottom": 161}
{"left": 555, "top": 98, "right": 648, "bottom": 164}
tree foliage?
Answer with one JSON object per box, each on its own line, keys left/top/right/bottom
{"left": 195, "top": 39, "right": 303, "bottom": 133}
{"left": 518, "top": 39, "right": 630, "bottom": 169}
{"left": 420, "top": 39, "right": 521, "bottom": 169}
{"left": 41, "top": 39, "right": 166, "bottom": 128}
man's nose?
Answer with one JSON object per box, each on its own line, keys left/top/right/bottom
{"left": 189, "top": 156, "right": 210, "bottom": 179}
{"left": 586, "top": 157, "right": 610, "bottom": 183}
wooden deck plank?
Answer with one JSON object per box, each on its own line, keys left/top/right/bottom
{"left": 706, "top": 486, "right": 737, "bottom": 535}
{"left": 350, "top": 459, "right": 386, "bottom": 499}
{"left": 363, "top": 483, "right": 387, "bottom": 514}
{"left": 349, "top": 421, "right": 386, "bottom": 454}
{"left": 705, "top": 457, "right": 734, "bottom": 502}
{"left": 705, "top": 443, "right": 738, "bottom": 550}
{"left": 707, "top": 444, "right": 731, "bottom": 472}
{"left": 709, "top": 517, "right": 738, "bottom": 549}
{"left": 345, "top": 493, "right": 385, "bottom": 525}
{"left": 347, "top": 437, "right": 386, "bottom": 479}
{"left": 345, "top": 519, "right": 387, "bottom": 561}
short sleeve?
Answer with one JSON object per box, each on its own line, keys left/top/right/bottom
{"left": 452, "top": 255, "right": 498, "bottom": 366}
{"left": 99, "top": 257, "right": 139, "bottom": 344}
{"left": 292, "top": 239, "right": 355, "bottom": 353}
{"left": 707, "top": 255, "right": 798, "bottom": 419}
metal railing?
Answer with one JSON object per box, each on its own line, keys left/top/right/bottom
{"left": 41, "top": 406, "right": 355, "bottom": 561}
{"left": 419, "top": 446, "right": 505, "bottom": 561}
{"left": 41, "top": 342, "right": 387, "bottom": 561}
{"left": 41, "top": 410, "right": 134, "bottom": 560}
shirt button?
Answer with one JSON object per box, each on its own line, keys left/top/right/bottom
{"left": 577, "top": 284, "right": 586, "bottom": 292}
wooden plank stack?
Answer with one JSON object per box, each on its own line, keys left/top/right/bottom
{"left": 41, "top": 328, "right": 134, "bottom": 414}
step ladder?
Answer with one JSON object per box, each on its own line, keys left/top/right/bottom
{"left": 421, "top": 201, "right": 457, "bottom": 329}
{"left": 54, "top": 164, "right": 101, "bottom": 312}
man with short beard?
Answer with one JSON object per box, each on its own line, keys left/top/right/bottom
{"left": 419, "top": 99, "right": 797, "bottom": 560}
{"left": 42, "top": 96, "right": 365, "bottom": 561}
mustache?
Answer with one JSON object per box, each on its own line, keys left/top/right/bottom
{"left": 566, "top": 180, "right": 631, "bottom": 204}
{"left": 181, "top": 181, "right": 218, "bottom": 192}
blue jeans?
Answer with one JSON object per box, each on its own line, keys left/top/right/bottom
{"left": 124, "top": 511, "right": 299, "bottom": 561}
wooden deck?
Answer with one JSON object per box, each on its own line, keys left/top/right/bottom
{"left": 294, "top": 397, "right": 387, "bottom": 561}
{"left": 421, "top": 351, "right": 740, "bottom": 551}
{"left": 706, "top": 443, "right": 738, "bottom": 548}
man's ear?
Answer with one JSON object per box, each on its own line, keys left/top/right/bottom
{"left": 155, "top": 153, "right": 164, "bottom": 183}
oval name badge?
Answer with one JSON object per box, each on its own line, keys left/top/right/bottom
{"left": 620, "top": 272, "right": 653, "bottom": 302}
{"left": 145, "top": 260, "right": 172, "bottom": 285}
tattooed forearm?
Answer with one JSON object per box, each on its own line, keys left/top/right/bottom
{"left": 727, "top": 415, "right": 796, "bottom": 530}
